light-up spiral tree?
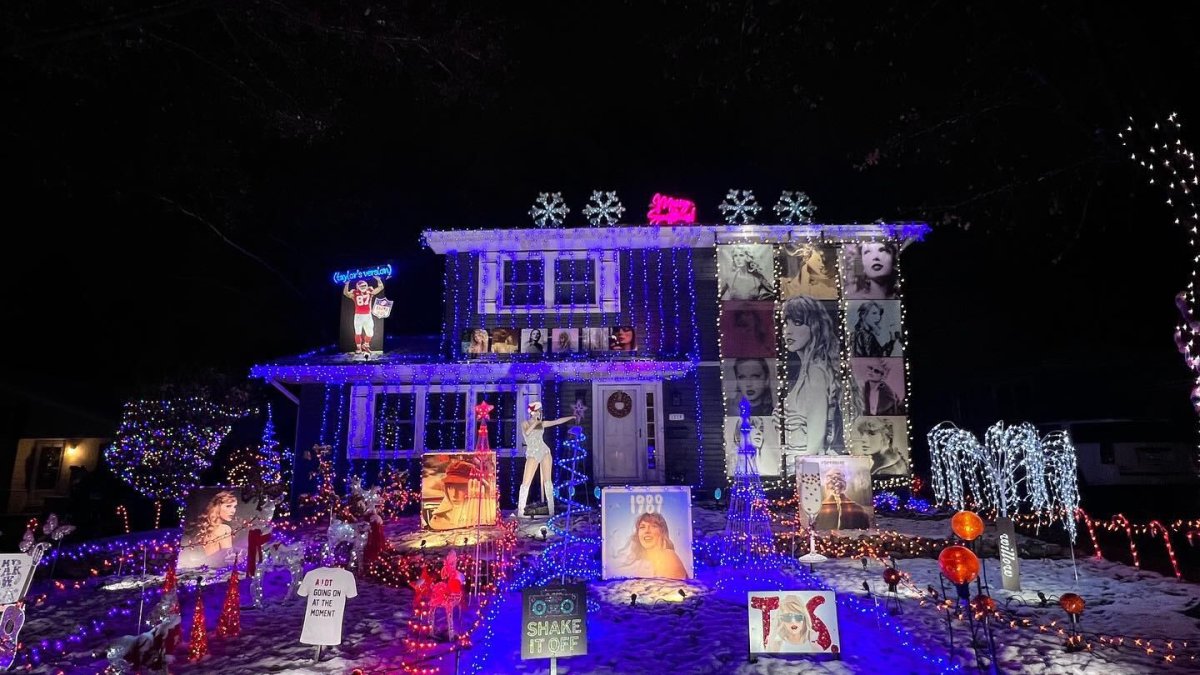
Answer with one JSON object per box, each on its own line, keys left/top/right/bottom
{"left": 548, "top": 425, "right": 593, "bottom": 582}
{"left": 719, "top": 398, "right": 775, "bottom": 567}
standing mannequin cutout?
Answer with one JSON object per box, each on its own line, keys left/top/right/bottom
{"left": 517, "top": 401, "right": 575, "bottom": 519}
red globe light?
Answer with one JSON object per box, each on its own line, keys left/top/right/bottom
{"left": 882, "top": 567, "right": 903, "bottom": 587}
{"left": 1059, "top": 592, "right": 1085, "bottom": 616}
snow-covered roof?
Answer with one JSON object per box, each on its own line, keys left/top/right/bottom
{"left": 422, "top": 223, "right": 930, "bottom": 254}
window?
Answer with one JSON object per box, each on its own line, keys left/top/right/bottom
{"left": 425, "top": 393, "right": 468, "bottom": 450}
{"left": 34, "top": 445, "right": 63, "bottom": 490}
{"left": 479, "top": 250, "right": 620, "bottom": 314}
{"left": 350, "top": 384, "right": 537, "bottom": 458}
{"left": 476, "top": 392, "right": 518, "bottom": 451}
{"left": 554, "top": 258, "right": 597, "bottom": 306}
{"left": 373, "top": 393, "right": 416, "bottom": 455}
{"left": 1099, "top": 442, "right": 1115, "bottom": 465}
{"left": 502, "top": 259, "right": 546, "bottom": 307}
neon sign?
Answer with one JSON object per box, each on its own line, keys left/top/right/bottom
{"left": 331, "top": 264, "right": 394, "bottom": 285}
{"left": 647, "top": 194, "right": 697, "bottom": 225}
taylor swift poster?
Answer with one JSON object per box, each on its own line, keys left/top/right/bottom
{"left": 601, "top": 486, "right": 694, "bottom": 580}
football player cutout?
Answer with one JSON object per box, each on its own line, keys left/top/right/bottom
{"left": 342, "top": 276, "right": 384, "bottom": 354}
{"left": 517, "top": 401, "right": 575, "bottom": 519}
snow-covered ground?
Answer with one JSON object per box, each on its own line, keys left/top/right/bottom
{"left": 14, "top": 508, "right": 1200, "bottom": 674}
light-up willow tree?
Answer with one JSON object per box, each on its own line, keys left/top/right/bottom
{"left": 928, "top": 421, "right": 1080, "bottom": 544}
{"left": 1119, "top": 114, "right": 1200, "bottom": 439}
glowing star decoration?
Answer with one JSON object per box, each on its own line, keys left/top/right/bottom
{"left": 646, "top": 193, "right": 697, "bottom": 225}
{"left": 528, "top": 192, "right": 569, "bottom": 228}
{"left": 474, "top": 399, "right": 495, "bottom": 453}
{"left": 582, "top": 190, "right": 626, "bottom": 226}
{"left": 772, "top": 191, "right": 817, "bottom": 225}
{"left": 718, "top": 189, "right": 761, "bottom": 225}
{"left": 571, "top": 398, "right": 588, "bottom": 421}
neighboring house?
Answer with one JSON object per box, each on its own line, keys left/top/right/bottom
{"left": 253, "top": 222, "right": 926, "bottom": 501}
{"left": 1046, "top": 419, "right": 1200, "bottom": 487}
{"left": 6, "top": 437, "right": 106, "bottom": 514}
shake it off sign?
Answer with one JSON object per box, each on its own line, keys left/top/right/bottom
{"left": 521, "top": 584, "right": 587, "bottom": 662}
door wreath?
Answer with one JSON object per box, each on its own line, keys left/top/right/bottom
{"left": 606, "top": 391, "right": 633, "bottom": 418}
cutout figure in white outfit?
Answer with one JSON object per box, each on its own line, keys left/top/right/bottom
{"left": 517, "top": 401, "right": 575, "bottom": 518}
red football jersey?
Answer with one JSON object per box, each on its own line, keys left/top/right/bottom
{"left": 352, "top": 288, "right": 373, "bottom": 314}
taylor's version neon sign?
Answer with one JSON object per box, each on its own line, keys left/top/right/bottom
{"left": 646, "top": 194, "right": 697, "bottom": 225}
{"left": 331, "top": 264, "right": 394, "bottom": 285}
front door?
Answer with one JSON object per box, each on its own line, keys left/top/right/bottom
{"left": 593, "top": 383, "right": 663, "bottom": 484}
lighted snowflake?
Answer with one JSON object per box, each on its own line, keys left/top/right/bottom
{"left": 581, "top": 190, "right": 625, "bottom": 227}
{"left": 773, "top": 191, "right": 817, "bottom": 225}
{"left": 717, "top": 189, "right": 761, "bottom": 225}
{"left": 529, "top": 192, "right": 569, "bottom": 228}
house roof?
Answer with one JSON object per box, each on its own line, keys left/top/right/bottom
{"left": 421, "top": 223, "right": 930, "bottom": 254}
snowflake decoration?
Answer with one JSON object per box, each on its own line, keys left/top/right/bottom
{"left": 717, "top": 189, "right": 761, "bottom": 225}
{"left": 773, "top": 191, "right": 817, "bottom": 224}
{"left": 529, "top": 192, "right": 569, "bottom": 228}
{"left": 581, "top": 190, "right": 626, "bottom": 227}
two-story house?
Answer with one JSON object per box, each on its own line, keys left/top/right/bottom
{"left": 252, "top": 221, "right": 927, "bottom": 506}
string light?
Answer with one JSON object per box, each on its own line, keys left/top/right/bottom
{"left": 1119, "top": 114, "right": 1200, "bottom": 451}
{"left": 105, "top": 397, "right": 249, "bottom": 504}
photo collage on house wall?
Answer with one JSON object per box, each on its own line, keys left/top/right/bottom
{"left": 717, "top": 241, "right": 911, "bottom": 480}
{"left": 461, "top": 326, "right": 637, "bottom": 356}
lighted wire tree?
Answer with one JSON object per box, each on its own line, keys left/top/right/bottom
{"left": 106, "top": 396, "right": 248, "bottom": 505}
{"left": 719, "top": 398, "right": 775, "bottom": 567}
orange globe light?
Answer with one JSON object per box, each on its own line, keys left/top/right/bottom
{"left": 970, "top": 594, "right": 996, "bottom": 614}
{"left": 951, "top": 510, "right": 985, "bottom": 541}
{"left": 1059, "top": 592, "right": 1086, "bottom": 616}
{"left": 938, "top": 545, "right": 981, "bottom": 585}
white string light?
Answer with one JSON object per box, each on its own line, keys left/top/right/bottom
{"left": 1118, "top": 113, "right": 1200, "bottom": 459}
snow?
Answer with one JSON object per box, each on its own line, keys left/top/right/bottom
{"left": 14, "top": 509, "right": 1200, "bottom": 673}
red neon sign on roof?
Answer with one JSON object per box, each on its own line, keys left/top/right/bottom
{"left": 647, "top": 193, "right": 697, "bottom": 225}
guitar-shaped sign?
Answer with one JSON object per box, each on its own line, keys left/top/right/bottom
{"left": 0, "top": 518, "right": 70, "bottom": 670}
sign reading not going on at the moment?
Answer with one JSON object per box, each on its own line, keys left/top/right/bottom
{"left": 521, "top": 584, "right": 587, "bottom": 660}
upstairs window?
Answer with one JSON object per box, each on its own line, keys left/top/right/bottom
{"left": 554, "top": 258, "right": 596, "bottom": 305}
{"left": 502, "top": 259, "right": 546, "bottom": 307}
{"left": 479, "top": 250, "right": 620, "bottom": 314}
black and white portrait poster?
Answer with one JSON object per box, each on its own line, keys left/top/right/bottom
{"left": 581, "top": 327, "right": 609, "bottom": 352}
{"left": 779, "top": 296, "right": 848, "bottom": 462}
{"left": 842, "top": 242, "right": 899, "bottom": 300}
{"left": 521, "top": 328, "right": 548, "bottom": 354}
{"left": 779, "top": 244, "right": 840, "bottom": 300}
{"left": 847, "top": 415, "right": 911, "bottom": 477}
{"left": 850, "top": 358, "right": 907, "bottom": 416}
{"left": 847, "top": 299, "right": 903, "bottom": 358}
{"left": 717, "top": 244, "right": 776, "bottom": 301}
{"left": 551, "top": 328, "right": 579, "bottom": 353}
{"left": 721, "top": 358, "right": 778, "bottom": 416}
{"left": 720, "top": 301, "right": 776, "bottom": 358}
{"left": 724, "top": 416, "right": 782, "bottom": 477}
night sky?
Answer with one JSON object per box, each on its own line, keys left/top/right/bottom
{"left": 3, "top": 2, "right": 1198, "bottom": 435}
